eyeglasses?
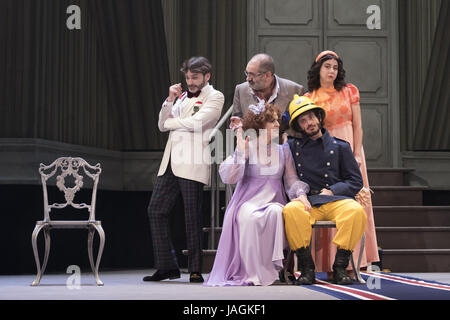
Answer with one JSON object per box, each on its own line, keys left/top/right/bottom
{"left": 244, "top": 70, "right": 265, "bottom": 79}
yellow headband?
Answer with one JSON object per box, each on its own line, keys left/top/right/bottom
{"left": 315, "top": 50, "right": 339, "bottom": 63}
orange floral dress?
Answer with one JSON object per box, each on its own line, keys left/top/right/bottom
{"left": 305, "top": 84, "right": 379, "bottom": 272}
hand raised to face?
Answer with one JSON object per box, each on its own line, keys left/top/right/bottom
{"left": 229, "top": 116, "right": 243, "bottom": 131}
{"left": 167, "top": 83, "right": 182, "bottom": 102}
{"left": 236, "top": 127, "right": 249, "bottom": 158}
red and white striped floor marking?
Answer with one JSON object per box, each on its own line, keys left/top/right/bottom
{"left": 362, "top": 272, "right": 450, "bottom": 292}
{"left": 314, "top": 279, "right": 395, "bottom": 300}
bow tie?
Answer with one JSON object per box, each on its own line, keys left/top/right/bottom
{"left": 187, "top": 90, "right": 201, "bottom": 98}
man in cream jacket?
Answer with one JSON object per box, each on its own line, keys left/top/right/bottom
{"left": 144, "top": 57, "right": 224, "bottom": 283}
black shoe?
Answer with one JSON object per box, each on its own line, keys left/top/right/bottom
{"left": 333, "top": 268, "right": 352, "bottom": 285}
{"left": 296, "top": 268, "right": 315, "bottom": 285}
{"left": 189, "top": 272, "right": 204, "bottom": 283}
{"left": 286, "top": 270, "right": 297, "bottom": 284}
{"left": 332, "top": 249, "right": 353, "bottom": 285}
{"left": 143, "top": 269, "right": 180, "bottom": 281}
{"left": 295, "top": 246, "right": 316, "bottom": 285}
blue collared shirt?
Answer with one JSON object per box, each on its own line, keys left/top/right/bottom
{"left": 288, "top": 129, "right": 363, "bottom": 207}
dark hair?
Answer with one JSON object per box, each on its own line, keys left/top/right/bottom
{"left": 242, "top": 104, "right": 281, "bottom": 136}
{"left": 307, "top": 54, "right": 346, "bottom": 92}
{"left": 180, "top": 56, "right": 212, "bottom": 75}
{"left": 291, "top": 109, "right": 324, "bottom": 134}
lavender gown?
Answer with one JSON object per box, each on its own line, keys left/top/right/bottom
{"left": 205, "top": 142, "right": 309, "bottom": 286}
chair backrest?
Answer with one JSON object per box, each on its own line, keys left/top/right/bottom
{"left": 39, "top": 157, "right": 102, "bottom": 222}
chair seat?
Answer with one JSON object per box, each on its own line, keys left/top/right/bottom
{"left": 36, "top": 220, "right": 102, "bottom": 229}
{"left": 312, "top": 220, "right": 336, "bottom": 228}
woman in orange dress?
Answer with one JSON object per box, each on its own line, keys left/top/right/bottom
{"left": 305, "top": 50, "right": 379, "bottom": 275}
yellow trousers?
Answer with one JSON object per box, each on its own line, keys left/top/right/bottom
{"left": 282, "top": 199, "right": 367, "bottom": 251}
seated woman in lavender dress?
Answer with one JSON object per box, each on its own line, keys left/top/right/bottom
{"left": 205, "top": 104, "right": 310, "bottom": 286}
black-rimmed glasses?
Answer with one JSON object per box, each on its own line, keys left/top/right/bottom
{"left": 244, "top": 70, "right": 265, "bottom": 78}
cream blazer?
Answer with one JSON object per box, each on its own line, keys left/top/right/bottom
{"left": 157, "top": 84, "right": 224, "bottom": 185}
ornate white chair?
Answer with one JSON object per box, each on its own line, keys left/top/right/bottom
{"left": 31, "top": 157, "right": 105, "bottom": 286}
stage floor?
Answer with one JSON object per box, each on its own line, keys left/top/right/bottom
{"left": 0, "top": 269, "right": 336, "bottom": 300}
{"left": 1, "top": 269, "right": 450, "bottom": 300}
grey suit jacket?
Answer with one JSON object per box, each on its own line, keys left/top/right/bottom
{"left": 231, "top": 75, "right": 304, "bottom": 118}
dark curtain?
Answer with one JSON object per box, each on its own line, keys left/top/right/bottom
{"left": 0, "top": 0, "right": 170, "bottom": 151}
{"left": 90, "top": 0, "right": 170, "bottom": 150}
{"left": 172, "top": 0, "right": 248, "bottom": 109}
{"left": 412, "top": 0, "right": 450, "bottom": 151}
{"left": 398, "top": 0, "right": 449, "bottom": 151}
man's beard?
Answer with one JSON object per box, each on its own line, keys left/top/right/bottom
{"left": 188, "top": 79, "right": 207, "bottom": 93}
{"left": 300, "top": 123, "right": 322, "bottom": 137}
{"left": 248, "top": 80, "right": 265, "bottom": 91}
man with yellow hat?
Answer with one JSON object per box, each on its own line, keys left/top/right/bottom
{"left": 283, "top": 95, "right": 367, "bottom": 285}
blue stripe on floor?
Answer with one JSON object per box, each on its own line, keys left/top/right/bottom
{"left": 303, "top": 272, "right": 450, "bottom": 300}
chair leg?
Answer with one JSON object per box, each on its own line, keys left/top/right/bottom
{"left": 350, "top": 233, "right": 366, "bottom": 284}
{"left": 356, "top": 234, "right": 366, "bottom": 283}
{"left": 90, "top": 224, "right": 105, "bottom": 286}
{"left": 87, "top": 226, "right": 96, "bottom": 275}
{"left": 40, "top": 227, "right": 51, "bottom": 276}
{"left": 31, "top": 224, "right": 46, "bottom": 286}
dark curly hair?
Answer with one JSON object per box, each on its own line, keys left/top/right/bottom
{"left": 291, "top": 109, "right": 324, "bottom": 135}
{"left": 180, "top": 56, "right": 212, "bottom": 75}
{"left": 307, "top": 54, "right": 346, "bottom": 92}
{"left": 242, "top": 104, "right": 281, "bottom": 136}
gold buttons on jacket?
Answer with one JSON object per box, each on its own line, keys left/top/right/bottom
{"left": 327, "top": 162, "right": 331, "bottom": 166}
{"left": 330, "top": 150, "right": 334, "bottom": 154}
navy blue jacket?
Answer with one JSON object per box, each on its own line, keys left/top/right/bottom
{"left": 288, "top": 129, "right": 363, "bottom": 207}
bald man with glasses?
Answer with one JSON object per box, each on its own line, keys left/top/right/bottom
{"left": 230, "top": 53, "right": 304, "bottom": 135}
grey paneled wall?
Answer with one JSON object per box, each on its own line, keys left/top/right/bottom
{"left": 248, "top": 0, "right": 321, "bottom": 87}
{"left": 248, "top": 0, "right": 400, "bottom": 167}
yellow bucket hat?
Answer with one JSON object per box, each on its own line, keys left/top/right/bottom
{"left": 288, "top": 95, "right": 326, "bottom": 128}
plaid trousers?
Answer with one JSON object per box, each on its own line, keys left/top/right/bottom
{"left": 148, "top": 164, "right": 204, "bottom": 272}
